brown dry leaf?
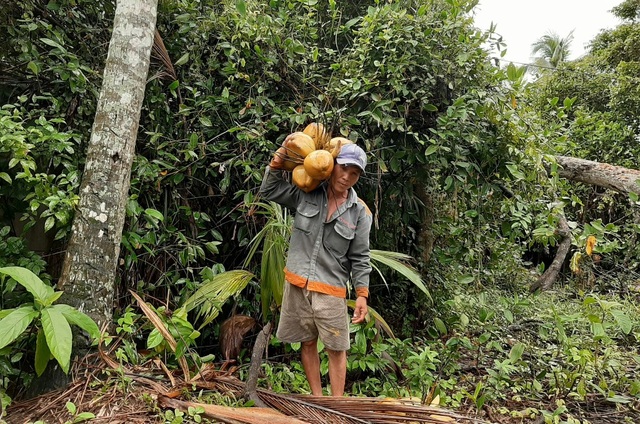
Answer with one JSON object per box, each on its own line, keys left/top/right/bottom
{"left": 220, "top": 314, "right": 257, "bottom": 362}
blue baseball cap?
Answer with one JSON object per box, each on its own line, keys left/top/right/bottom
{"left": 336, "top": 144, "right": 367, "bottom": 173}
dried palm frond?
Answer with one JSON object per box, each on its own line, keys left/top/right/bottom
{"left": 150, "top": 29, "right": 177, "bottom": 82}
{"left": 195, "top": 376, "right": 483, "bottom": 424}
{"left": 220, "top": 314, "right": 257, "bottom": 362}
{"left": 283, "top": 395, "right": 478, "bottom": 423}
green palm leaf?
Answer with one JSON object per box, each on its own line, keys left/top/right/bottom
{"left": 370, "top": 249, "right": 431, "bottom": 301}
{"left": 183, "top": 270, "right": 255, "bottom": 329}
{"left": 244, "top": 201, "right": 292, "bottom": 321}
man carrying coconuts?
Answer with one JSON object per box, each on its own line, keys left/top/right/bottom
{"left": 260, "top": 126, "right": 372, "bottom": 397}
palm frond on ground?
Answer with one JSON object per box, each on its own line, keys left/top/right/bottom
{"left": 9, "top": 351, "right": 486, "bottom": 424}
{"left": 165, "top": 373, "right": 483, "bottom": 424}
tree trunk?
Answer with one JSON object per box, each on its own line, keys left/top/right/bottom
{"left": 555, "top": 156, "right": 640, "bottom": 194}
{"left": 529, "top": 214, "right": 571, "bottom": 292}
{"left": 58, "top": 0, "right": 158, "bottom": 329}
{"left": 414, "top": 183, "right": 435, "bottom": 264}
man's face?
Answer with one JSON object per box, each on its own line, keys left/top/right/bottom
{"left": 330, "top": 163, "right": 362, "bottom": 193}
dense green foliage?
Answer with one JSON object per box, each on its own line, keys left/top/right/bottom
{"left": 1, "top": 0, "right": 639, "bottom": 422}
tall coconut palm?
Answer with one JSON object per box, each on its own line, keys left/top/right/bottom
{"left": 531, "top": 30, "right": 574, "bottom": 69}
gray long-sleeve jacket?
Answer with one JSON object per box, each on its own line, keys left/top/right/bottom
{"left": 259, "top": 166, "right": 372, "bottom": 299}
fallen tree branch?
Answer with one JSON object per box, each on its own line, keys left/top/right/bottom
{"left": 554, "top": 156, "right": 640, "bottom": 194}
{"left": 530, "top": 214, "right": 571, "bottom": 292}
{"left": 243, "top": 321, "right": 272, "bottom": 407}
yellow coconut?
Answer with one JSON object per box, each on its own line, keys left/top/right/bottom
{"left": 292, "top": 165, "right": 321, "bottom": 193}
{"left": 304, "top": 149, "right": 334, "bottom": 180}
{"left": 326, "top": 136, "right": 353, "bottom": 152}
{"left": 281, "top": 157, "right": 301, "bottom": 171}
{"left": 303, "top": 122, "right": 331, "bottom": 150}
{"left": 285, "top": 132, "right": 316, "bottom": 160}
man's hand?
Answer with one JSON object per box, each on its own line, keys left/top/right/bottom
{"left": 269, "top": 146, "right": 287, "bottom": 169}
{"left": 269, "top": 133, "right": 295, "bottom": 169}
{"left": 351, "top": 296, "right": 368, "bottom": 324}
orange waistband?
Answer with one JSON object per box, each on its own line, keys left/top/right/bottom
{"left": 284, "top": 268, "right": 347, "bottom": 298}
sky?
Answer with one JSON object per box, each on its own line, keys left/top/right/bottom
{"left": 472, "top": 0, "right": 622, "bottom": 66}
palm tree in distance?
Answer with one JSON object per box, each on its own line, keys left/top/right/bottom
{"left": 531, "top": 30, "right": 575, "bottom": 69}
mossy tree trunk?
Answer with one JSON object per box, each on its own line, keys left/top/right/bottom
{"left": 58, "top": 0, "right": 158, "bottom": 330}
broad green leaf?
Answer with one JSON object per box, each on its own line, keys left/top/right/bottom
{"left": 606, "top": 394, "right": 633, "bottom": 404}
{"left": 27, "top": 61, "right": 39, "bottom": 75}
{"left": 147, "top": 328, "right": 164, "bottom": 349}
{"left": 434, "top": 318, "right": 447, "bottom": 335}
{"left": 44, "top": 216, "right": 55, "bottom": 232}
{"left": 0, "top": 306, "right": 38, "bottom": 350}
{"left": 610, "top": 310, "right": 632, "bottom": 334}
{"left": 144, "top": 208, "right": 164, "bottom": 221}
{"left": 591, "top": 322, "right": 605, "bottom": 340}
{"left": 0, "top": 308, "right": 15, "bottom": 319}
{"left": 459, "top": 313, "right": 469, "bottom": 327}
{"left": 425, "top": 145, "right": 438, "bottom": 156}
{"left": 174, "top": 53, "right": 189, "bottom": 66}
{"left": 504, "top": 309, "right": 514, "bottom": 324}
{"left": 51, "top": 304, "right": 101, "bottom": 342}
{"left": 66, "top": 401, "right": 76, "bottom": 415}
{"left": 39, "top": 37, "right": 67, "bottom": 53}
{"left": 0, "top": 172, "right": 11, "bottom": 183}
{"left": 236, "top": 0, "right": 247, "bottom": 15}
{"left": 506, "top": 164, "right": 525, "bottom": 180}
{"left": 35, "top": 329, "right": 52, "bottom": 376}
{"left": 43, "top": 291, "right": 64, "bottom": 306}
{"left": 41, "top": 307, "right": 73, "bottom": 373}
{"left": 76, "top": 412, "right": 96, "bottom": 421}
{"left": 458, "top": 275, "right": 475, "bottom": 285}
{"left": 506, "top": 63, "right": 518, "bottom": 81}
{"left": 0, "top": 266, "right": 53, "bottom": 303}
{"left": 508, "top": 342, "right": 525, "bottom": 363}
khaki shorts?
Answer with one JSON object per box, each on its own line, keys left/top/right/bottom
{"left": 276, "top": 282, "right": 350, "bottom": 351}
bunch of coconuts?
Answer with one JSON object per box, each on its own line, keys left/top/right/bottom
{"left": 276, "top": 122, "right": 353, "bottom": 192}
